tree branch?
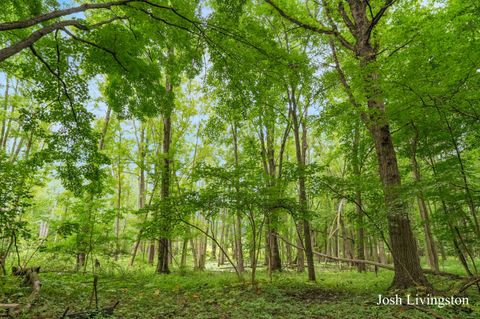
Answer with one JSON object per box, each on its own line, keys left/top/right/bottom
{"left": 0, "top": 20, "right": 88, "bottom": 62}
{"left": 0, "top": 0, "right": 135, "bottom": 31}
{"left": 29, "top": 46, "right": 79, "bottom": 125}
{"left": 338, "top": 1, "right": 356, "bottom": 35}
{"left": 264, "top": 0, "right": 354, "bottom": 51}
{"left": 367, "top": 0, "right": 397, "bottom": 36}
{"left": 61, "top": 28, "right": 128, "bottom": 72}
{"left": 125, "top": 4, "right": 195, "bottom": 35}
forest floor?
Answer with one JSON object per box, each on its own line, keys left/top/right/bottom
{"left": 1, "top": 258, "right": 479, "bottom": 319}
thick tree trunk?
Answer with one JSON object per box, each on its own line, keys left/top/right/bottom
{"left": 321, "top": 1, "right": 429, "bottom": 289}
{"left": 369, "top": 123, "right": 428, "bottom": 288}
{"left": 268, "top": 229, "right": 282, "bottom": 271}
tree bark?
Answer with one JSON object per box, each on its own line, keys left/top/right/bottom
{"left": 368, "top": 122, "right": 428, "bottom": 288}
{"left": 156, "top": 74, "right": 172, "bottom": 274}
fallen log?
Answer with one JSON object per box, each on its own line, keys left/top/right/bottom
{"left": 0, "top": 304, "right": 20, "bottom": 317}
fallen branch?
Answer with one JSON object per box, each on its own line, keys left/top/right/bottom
{"left": 274, "top": 234, "right": 468, "bottom": 279}
{"left": 458, "top": 277, "right": 480, "bottom": 294}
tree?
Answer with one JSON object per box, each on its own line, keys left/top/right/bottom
{"left": 265, "top": 0, "right": 429, "bottom": 289}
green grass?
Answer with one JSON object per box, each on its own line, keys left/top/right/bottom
{"left": 1, "top": 267, "right": 478, "bottom": 318}
{"left": 1, "top": 255, "right": 479, "bottom": 318}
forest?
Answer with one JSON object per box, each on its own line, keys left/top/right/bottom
{"left": 0, "top": 0, "right": 479, "bottom": 318}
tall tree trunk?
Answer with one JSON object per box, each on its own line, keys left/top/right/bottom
{"left": 410, "top": 131, "right": 439, "bottom": 273}
{"left": 352, "top": 120, "right": 367, "bottom": 272}
{"left": 156, "top": 75, "right": 173, "bottom": 274}
{"left": 232, "top": 123, "right": 244, "bottom": 273}
{"left": 265, "top": 125, "right": 282, "bottom": 271}
{"left": 0, "top": 76, "right": 9, "bottom": 150}
{"left": 296, "top": 221, "right": 305, "bottom": 272}
{"left": 130, "top": 123, "right": 147, "bottom": 265}
{"left": 190, "top": 236, "right": 198, "bottom": 269}
{"left": 181, "top": 238, "right": 188, "bottom": 267}
{"left": 218, "top": 217, "right": 226, "bottom": 266}
{"left": 368, "top": 122, "right": 428, "bottom": 288}
{"left": 98, "top": 106, "right": 112, "bottom": 150}
{"left": 345, "top": 33, "right": 427, "bottom": 287}
{"left": 1, "top": 80, "right": 15, "bottom": 150}
{"left": 114, "top": 161, "right": 122, "bottom": 261}
{"left": 321, "top": 2, "right": 428, "bottom": 289}
{"left": 290, "top": 87, "right": 315, "bottom": 281}
{"left": 285, "top": 231, "right": 293, "bottom": 267}
{"left": 211, "top": 220, "right": 217, "bottom": 261}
